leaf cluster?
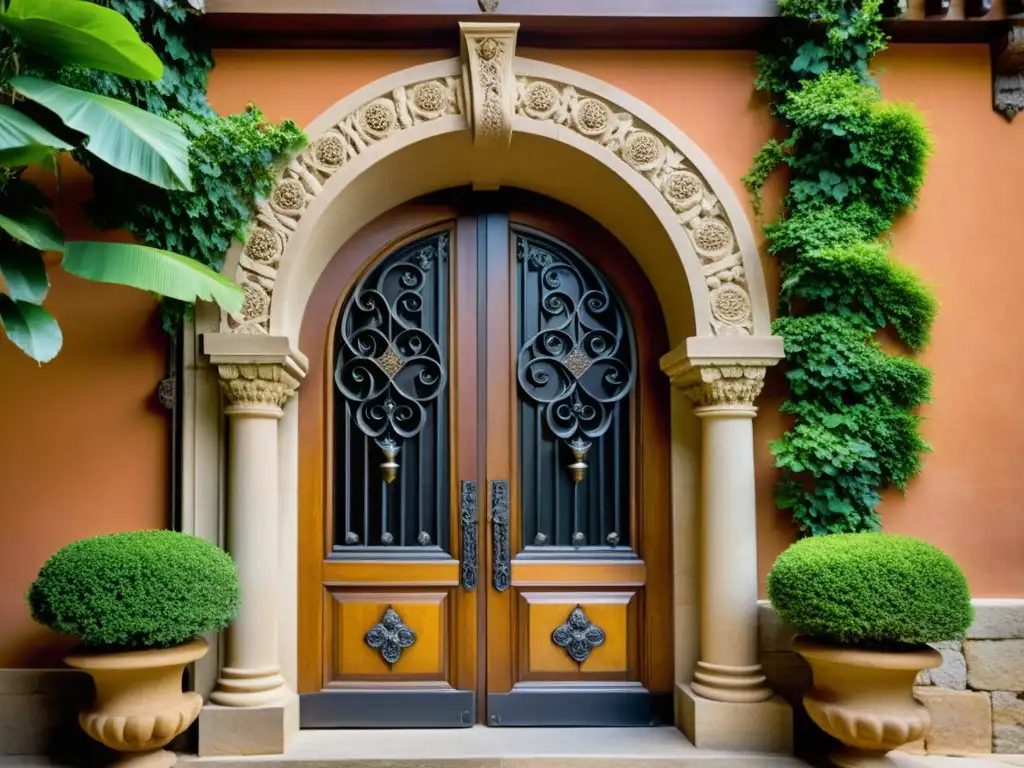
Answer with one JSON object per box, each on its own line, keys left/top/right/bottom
{"left": 747, "top": 0, "right": 937, "bottom": 534}
{"left": 767, "top": 532, "right": 973, "bottom": 645}
{"left": 86, "top": 105, "right": 306, "bottom": 330}
{"left": 73, "top": 0, "right": 306, "bottom": 331}
{"left": 0, "top": 0, "right": 242, "bottom": 362}
{"left": 28, "top": 530, "right": 240, "bottom": 650}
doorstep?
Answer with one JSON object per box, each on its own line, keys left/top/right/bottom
{"left": 181, "top": 726, "right": 807, "bottom": 768}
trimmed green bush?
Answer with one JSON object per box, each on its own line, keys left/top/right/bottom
{"left": 28, "top": 531, "right": 240, "bottom": 651}
{"left": 767, "top": 533, "right": 972, "bottom": 646}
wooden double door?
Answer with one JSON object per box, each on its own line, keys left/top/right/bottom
{"left": 298, "top": 193, "right": 672, "bottom": 728}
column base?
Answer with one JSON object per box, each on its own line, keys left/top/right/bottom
{"left": 678, "top": 683, "right": 793, "bottom": 753}
{"left": 692, "top": 660, "right": 774, "bottom": 703}
{"left": 198, "top": 693, "right": 299, "bottom": 756}
{"left": 208, "top": 666, "right": 290, "bottom": 707}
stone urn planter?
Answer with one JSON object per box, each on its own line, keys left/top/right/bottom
{"left": 767, "top": 533, "right": 975, "bottom": 768}
{"left": 793, "top": 638, "right": 941, "bottom": 767}
{"left": 27, "top": 531, "right": 240, "bottom": 768}
{"left": 65, "top": 639, "right": 208, "bottom": 768}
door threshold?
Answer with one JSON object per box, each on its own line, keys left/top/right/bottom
{"left": 183, "top": 726, "right": 808, "bottom": 767}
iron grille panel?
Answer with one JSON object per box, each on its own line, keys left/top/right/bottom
{"left": 333, "top": 231, "right": 451, "bottom": 551}
{"left": 515, "top": 230, "right": 636, "bottom": 551}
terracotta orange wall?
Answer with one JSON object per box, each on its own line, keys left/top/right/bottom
{"left": 205, "top": 45, "right": 1019, "bottom": 602}
{"left": 0, "top": 163, "right": 169, "bottom": 667}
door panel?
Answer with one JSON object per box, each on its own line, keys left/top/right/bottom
{"left": 298, "top": 192, "right": 671, "bottom": 728}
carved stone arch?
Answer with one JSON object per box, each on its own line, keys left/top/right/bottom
{"left": 219, "top": 26, "right": 777, "bottom": 355}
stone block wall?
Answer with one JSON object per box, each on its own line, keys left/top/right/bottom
{"left": 759, "top": 599, "right": 1024, "bottom": 757}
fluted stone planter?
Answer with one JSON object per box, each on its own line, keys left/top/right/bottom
{"left": 794, "top": 637, "right": 942, "bottom": 767}
{"left": 65, "top": 638, "right": 208, "bottom": 767}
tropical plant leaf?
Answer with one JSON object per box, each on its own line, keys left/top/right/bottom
{"left": 0, "top": 0, "right": 162, "bottom": 81}
{"left": 0, "top": 105, "right": 72, "bottom": 168}
{"left": 10, "top": 77, "right": 192, "bottom": 191}
{"left": 0, "top": 246, "right": 50, "bottom": 304}
{"left": 0, "top": 294, "right": 62, "bottom": 362}
{"left": 62, "top": 241, "right": 243, "bottom": 313}
{"left": 0, "top": 206, "right": 63, "bottom": 252}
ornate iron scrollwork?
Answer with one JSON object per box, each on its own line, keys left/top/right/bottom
{"left": 552, "top": 605, "right": 606, "bottom": 665}
{"left": 460, "top": 481, "right": 478, "bottom": 590}
{"left": 365, "top": 606, "right": 417, "bottom": 666}
{"left": 516, "top": 236, "right": 635, "bottom": 479}
{"left": 491, "top": 480, "right": 510, "bottom": 592}
{"left": 334, "top": 234, "right": 449, "bottom": 481}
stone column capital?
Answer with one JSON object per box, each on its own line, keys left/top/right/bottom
{"left": 203, "top": 332, "right": 309, "bottom": 416}
{"left": 217, "top": 363, "right": 300, "bottom": 415}
{"left": 659, "top": 336, "right": 783, "bottom": 412}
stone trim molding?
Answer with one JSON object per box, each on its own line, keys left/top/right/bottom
{"left": 219, "top": 23, "right": 778, "bottom": 348}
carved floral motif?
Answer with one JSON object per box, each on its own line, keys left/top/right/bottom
{"left": 229, "top": 59, "right": 757, "bottom": 338}
{"left": 228, "top": 76, "right": 463, "bottom": 333}
{"left": 218, "top": 363, "right": 300, "bottom": 409}
{"left": 511, "top": 77, "right": 755, "bottom": 336}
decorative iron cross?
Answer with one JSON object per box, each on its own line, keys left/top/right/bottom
{"left": 551, "top": 605, "right": 606, "bottom": 664}
{"left": 365, "top": 606, "right": 417, "bottom": 666}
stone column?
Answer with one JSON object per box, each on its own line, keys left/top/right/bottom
{"left": 663, "top": 354, "right": 793, "bottom": 753}
{"left": 210, "top": 363, "right": 297, "bottom": 708}
{"left": 686, "top": 365, "right": 772, "bottom": 705}
{"left": 198, "top": 335, "right": 307, "bottom": 757}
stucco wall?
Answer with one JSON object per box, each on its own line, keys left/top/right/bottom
{"left": 0, "top": 163, "right": 169, "bottom": 668}
{"left": 207, "top": 44, "right": 1024, "bottom": 600}
{"left": 0, "top": 41, "right": 1015, "bottom": 669}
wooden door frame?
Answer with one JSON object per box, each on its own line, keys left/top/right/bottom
{"left": 297, "top": 189, "right": 671, "bottom": 724}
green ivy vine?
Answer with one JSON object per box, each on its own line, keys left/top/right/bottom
{"left": 744, "top": 0, "right": 937, "bottom": 535}
{"left": 67, "top": 0, "right": 306, "bottom": 330}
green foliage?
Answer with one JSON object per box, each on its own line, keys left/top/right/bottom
{"left": 71, "top": 0, "right": 306, "bottom": 332}
{"left": 28, "top": 530, "right": 240, "bottom": 650}
{"left": 0, "top": 0, "right": 242, "bottom": 362}
{"left": 86, "top": 105, "right": 305, "bottom": 330}
{"left": 780, "top": 241, "right": 937, "bottom": 351}
{"left": 749, "top": 0, "right": 937, "bottom": 533}
{"left": 767, "top": 533, "right": 973, "bottom": 645}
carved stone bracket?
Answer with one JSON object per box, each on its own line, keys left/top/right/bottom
{"left": 459, "top": 22, "right": 519, "bottom": 152}
{"left": 993, "top": 25, "right": 1024, "bottom": 120}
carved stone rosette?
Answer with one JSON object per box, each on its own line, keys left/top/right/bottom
{"left": 227, "top": 25, "right": 761, "bottom": 340}
{"left": 513, "top": 76, "right": 755, "bottom": 337}
{"left": 228, "top": 76, "right": 464, "bottom": 335}
{"left": 218, "top": 363, "right": 300, "bottom": 413}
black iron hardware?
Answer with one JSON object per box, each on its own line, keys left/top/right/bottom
{"left": 461, "top": 481, "right": 478, "bottom": 590}
{"left": 365, "top": 606, "right": 416, "bottom": 666}
{"left": 551, "top": 605, "right": 605, "bottom": 664}
{"left": 491, "top": 480, "right": 510, "bottom": 592}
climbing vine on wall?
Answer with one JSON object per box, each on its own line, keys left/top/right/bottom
{"left": 744, "top": 0, "right": 938, "bottom": 535}
{"left": 66, "top": 0, "right": 306, "bottom": 330}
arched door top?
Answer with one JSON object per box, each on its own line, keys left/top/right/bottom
{"left": 219, "top": 22, "right": 780, "bottom": 361}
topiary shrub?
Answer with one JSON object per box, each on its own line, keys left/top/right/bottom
{"left": 767, "top": 532, "right": 972, "bottom": 646}
{"left": 28, "top": 531, "right": 240, "bottom": 651}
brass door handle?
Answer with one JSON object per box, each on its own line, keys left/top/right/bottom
{"left": 491, "top": 480, "right": 510, "bottom": 592}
